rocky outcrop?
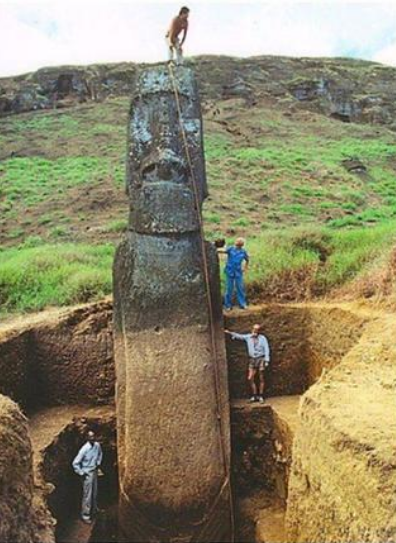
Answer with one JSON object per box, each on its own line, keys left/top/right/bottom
{"left": 286, "top": 313, "right": 396, "bottom": 543}
{"left": 113, "top": 65, "right": 232, "bottom": 542}
{"left": 1, "top": 56, "right": 396, "bottom": 130}
{"left": 0, "top": 65, "right": 137, "bottom": 115}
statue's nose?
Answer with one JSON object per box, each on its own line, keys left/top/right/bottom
{"left": 157, "top": 160, "right": 180, "bottom": 181}
{"left": 141, "top": 158, "right": 186, "bottom": 184}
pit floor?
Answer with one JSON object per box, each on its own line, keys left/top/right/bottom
{"left": 29, "top": 396, "right": 300, "bottom": 543}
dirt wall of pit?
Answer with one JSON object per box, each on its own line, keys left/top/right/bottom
{"left": 225, "top": 304, "right": 367, "bottom": 398}
{"left": 0, "top": 301, "right": 367, "bottom": 410}
{"left": 0, "top": 394, "right": 54, "bottom": 543}
{"left": 286, "top": 312, "right": 396, "bottom": 543}
{"left": 33, "top": 407, "right": 117, "bottom": 539}
{"left": 0, "top": 301, "right": 114, "bottom": 409}
{"left": 1, "top": 299, "right": 388, "bottom": 543}
{"left": 231, "top": 397, "right": 298, "bottom": 501}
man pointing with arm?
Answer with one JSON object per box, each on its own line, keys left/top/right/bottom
{"left": 225, "top": 324, "right": 270, "bottom": 403}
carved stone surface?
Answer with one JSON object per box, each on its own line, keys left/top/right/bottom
{"left": 113, "top": 65, "right": 232, "bottom": 542}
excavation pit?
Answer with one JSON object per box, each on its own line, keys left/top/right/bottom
{"left": 2, "top": 300, "right": 390, "bottom": 543}
{"left": 29, "top": 405, "right": 117, "bottom": 542}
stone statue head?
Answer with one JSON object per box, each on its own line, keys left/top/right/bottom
{"left": 126, "top": 65, "right": 207, "bottom": 235}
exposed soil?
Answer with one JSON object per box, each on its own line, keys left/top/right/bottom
{"left": 0, "top": 300, "right": 394, "bottom": 543}
{"left": 0, "top": 300, "right": 114, "bottom": 409}
{"left": 0, "top": 298, "right": 367, "bottom": 410}
{"left": 286, "top": 309, "right": 396, "bottom": 543}
{"left": 0, "top": 394, "right": 54, "bottom": 543}
{"left": 225, "top": 302, "right": 368, "bottom": 398}
{"left": 29, "top": 404, "right": 116, "bottom": 541}
{"left": 232, "top": 396, "right": 300, "bottom": 542}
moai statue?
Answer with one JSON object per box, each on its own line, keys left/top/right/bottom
{"left": 113, "top": 65, "right": 233, "bottom": 543}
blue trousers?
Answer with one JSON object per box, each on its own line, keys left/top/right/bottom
{"left": 224, "top": 273, "right": 247, "bottom": 308}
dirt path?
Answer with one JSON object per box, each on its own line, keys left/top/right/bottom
{"left": 231, "top": 395, "right": 300, "bottom": 429}
{"left": 57, "top": 519, "right": 95, "bottom": 543}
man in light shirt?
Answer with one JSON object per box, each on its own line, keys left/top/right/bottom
{"left": 72, "top": 430, "right": 103, "bottom": 524}
{"left": 225, "top": 324, "right": 270, "bottom": 403}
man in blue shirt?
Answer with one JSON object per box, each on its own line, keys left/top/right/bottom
{"left": 219, "top": 237, "right": 249, "bottom": 310}
{"left": 225, "top": 324, "right": 270, "bottom": 403}
{"left": 72, "top": 430, "right": 103, "bottom": 524}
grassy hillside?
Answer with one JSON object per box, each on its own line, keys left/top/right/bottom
{"left": 1, "top": 60, "right": 396, "bottom": 313}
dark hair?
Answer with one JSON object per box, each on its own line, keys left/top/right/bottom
{"left": 179, "top": 6, "right": 189, "bottom": 15}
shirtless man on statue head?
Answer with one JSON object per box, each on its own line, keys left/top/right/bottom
{"left": 166, "top": 6, "right": 190, "bottom": 65}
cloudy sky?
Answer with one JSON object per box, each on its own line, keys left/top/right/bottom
{"left": 0, "top": 0, "right": 395, "bottom": 77}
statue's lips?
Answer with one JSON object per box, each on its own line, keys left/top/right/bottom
{"left": 138, "top": 180, "right": 193, "bottom": 193}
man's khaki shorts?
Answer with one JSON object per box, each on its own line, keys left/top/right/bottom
{"left": 249, "top": 357, "right": 266, "bottom": 371}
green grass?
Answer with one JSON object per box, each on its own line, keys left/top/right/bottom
{"left": 1, "top": 97, "right": 395, "bottom": 248}
{"left": 203, "top": 211, "right": 221, "bottom": 224}
{"left": 105, "top": 219, "right": 128, "bottom": 233}
{"left": 203, "top": 115, "right": 396, "bottom": 233}
{"left": 0, "top": 90, "right": 396, "bottom": 311}
{"left": 0, "top": 244, "right": 114, "bottom": 313}
{"left": 242, "top": 220, "right": 396, "bottom": 295}
{"left": 0, "top": 156, "right": 113, "bottom": 215}
{"left": 1, "top": 221, "right": 394, "bottom": 314}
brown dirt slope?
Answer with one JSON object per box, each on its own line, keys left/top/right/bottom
{"left": 0, "top": 299, "right": 114, "bottom": 409}
{"left": 0, "top": 393, "right": 54, "bottom": 543}
{"left": 286, "top": 309, "right": 396, "bottom": 543}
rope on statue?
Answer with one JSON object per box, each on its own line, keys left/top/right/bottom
{"left": 168, "top": 61, "right": 235, "bottom": 543}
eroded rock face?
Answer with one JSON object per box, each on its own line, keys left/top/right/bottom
{"left": 113, "top": 65, "right": 232, "bottom": 542}
{"left": 2, "top": 57, "right": 396, "bottom": 132}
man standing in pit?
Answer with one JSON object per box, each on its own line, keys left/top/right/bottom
{"left": 72, "top": 430, "right": 103, "bottom": 524}
{"left": 225, "top": 324, "right": 270, "bottom": 403}
{"left": 166, "top": 6, "right": 189, "bottom": 65}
